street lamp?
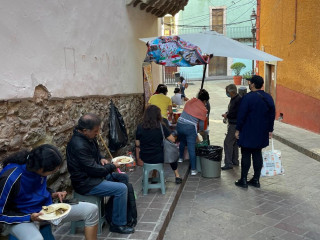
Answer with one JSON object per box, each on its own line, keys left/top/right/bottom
{"left": 250, "top": 9, "right": 257, "bottom": 74}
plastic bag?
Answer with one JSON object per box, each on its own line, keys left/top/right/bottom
{"left": 108, "top": 100, "right": 128, "bottom": 152}
{"left": 196, "top": 145, "right": 223, "bottom": 161}
{"left": 261, "top": 139, "right": 284, "bottom": 177}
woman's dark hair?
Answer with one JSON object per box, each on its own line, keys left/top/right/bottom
{"left": 76, "top": 113, "right": 101, "bottom": 131}
{"left": 2, "top": 144, "right": 63, "bottom": 173}
{"left": 174, "top": 88, "right": 180, "bottom": 94}
{"left": 154, "top": 84, "right": 165, "bottom": 94}
{"left": 157, "top": 85, "right": 168, "bottom": 95}
{"left": 142, "top": 105, "right": 162, "bottom": 129}
{"left": 197, "top": 89, "right": 210, "bottom": 102}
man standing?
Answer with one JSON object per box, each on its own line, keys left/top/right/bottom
{"left": 235, "top": 75, "right": 275, "bottom": 188}
{"left": 221, "top": 84, "right": 242, "bottom": 170}
{"left": 179, "top": 77, "right": 189, "bottom": 101}
{"left": 66, "top": 113, "right": 135, "bottom": 234}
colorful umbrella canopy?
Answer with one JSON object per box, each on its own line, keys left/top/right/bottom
{"left": 141, "top": 31, "right": 282, "bottom": 62}
{"left": 144, "top": 36, "right": 211, "bottom": 67}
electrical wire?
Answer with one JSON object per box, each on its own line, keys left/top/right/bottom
{"left": 228, "top": 1, "right": 256, "bottom": 24}
{"left": 164, "top": 19, "right": 252, "bottom": 29}
{"left": 178, "top": 0, "right": 251, "bottom": 24}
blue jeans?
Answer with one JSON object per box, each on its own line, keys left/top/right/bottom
{"left": 177, "top": 123, "right": 197, "bottom": 170}
{"left": 87, "top": 173, "right": 128, "bottom": 226}
{"left": 9, "top": 224, "right": 54, "bottom": 240}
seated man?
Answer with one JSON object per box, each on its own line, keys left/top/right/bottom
{"left": 66, "top": 113, "right": 134, "bottom": 234}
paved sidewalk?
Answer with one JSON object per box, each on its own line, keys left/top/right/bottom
{"left": 52, "top": 162, "right": 189, "bottom": 240}
{"left": 273, "top": 121, "right": 320, "bottom": 162}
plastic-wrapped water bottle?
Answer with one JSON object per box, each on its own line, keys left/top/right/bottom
{"left": 127, "top": 152, "right": 136, "bottom": 172}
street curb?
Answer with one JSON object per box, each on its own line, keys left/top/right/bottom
{"left": 157, "top": 163, "right": 189, "bottom": 240}
{"left": 273, "top": 134, "right": 320, "bottom": 162}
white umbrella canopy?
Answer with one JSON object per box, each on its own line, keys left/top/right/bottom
{"left": 140, "top": 30, "right": 282, "bottom": 62}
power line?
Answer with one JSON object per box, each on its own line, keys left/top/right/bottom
{"left": 228, "top": 1, "right": 256, "bottom": 24}
{"left": 177, "top": 0, "right": 253, "bottom": 24}
{"left": 164, "top": 19, "right": 252, "bottom": 29}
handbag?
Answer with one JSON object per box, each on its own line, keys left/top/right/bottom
{"left": 160, "top": 124, "right": 179, "bottom": 163}
{"left": 261, "top": 138, "right": 284, "bottom": 177}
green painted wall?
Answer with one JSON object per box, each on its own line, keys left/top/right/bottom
{"left": 177, "top": 0, "right": 256, "bottom": 77}
{"left": 178, "top": 0, "right": 255, "bottom": 38}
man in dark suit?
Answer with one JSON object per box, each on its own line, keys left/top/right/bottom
{"left": 235, "top": 75, "right": 275, "bottom": 188}
{"left": 221, "top": 84, "right": 242, "bottom": 170}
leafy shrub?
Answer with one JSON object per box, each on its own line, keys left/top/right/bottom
{"left": 230, "top": 62, "right": 246, "bottom": 76}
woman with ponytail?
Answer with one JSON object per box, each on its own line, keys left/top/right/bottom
{"left": 0, "top": 144, "right": 99, "bottom": 240}
{"left": 177, "top": 89, "right": 210, "bottom": 176}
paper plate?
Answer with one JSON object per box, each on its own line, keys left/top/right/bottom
{"left": 39, "top": 203, "right": 71, "bottom": 221}
{"left": 112, "top": 156, "right": 134, "bottom": 165}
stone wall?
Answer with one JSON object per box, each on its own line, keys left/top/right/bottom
{"left": 0, "top": 85, "right": 144, "bottom": 192}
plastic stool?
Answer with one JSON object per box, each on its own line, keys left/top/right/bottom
{"left": 70, "top": 193, "right": 107, "bottom": 235}
{"left": 143, "top": 163, "right": 166, "bottom": 195}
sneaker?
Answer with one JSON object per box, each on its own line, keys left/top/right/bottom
{"left": 191, "top": 170, "right": 198, "bottom": 176}
{"left": 109, "top": 223, "right": 134, "bottom": 234}
{"left": 178, "top": 158, "right": 183, "bottom": 163}
{"left": 247, "top": 178, "right": 260, "bottom": 188}
{"left": 221, "top": 165, "right": 233, "bottom": 170}
{"left": 234, "top": 178, "right": 248, "bottom": 188}
{"left": 175, "top": 177, "right": 182, "bottom": 184}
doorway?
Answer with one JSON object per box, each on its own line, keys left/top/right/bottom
{"left": 265, "top": 63, "right": 276, "bottom": 102}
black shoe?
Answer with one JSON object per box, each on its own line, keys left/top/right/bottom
{"left": 127, "top": 219, "right": 137, "bottom": 228}
{"left": 109, "top": 223, "right": 134, "bottom": 234}
{"left": 221, "top": 166, "right": 233, "bottom": 170}
{"left": 247, "top": 178, "right": 260, "bottom": 188}
{"left": 232, "top": 162, "right": 239, "bottom": 166}
{"left": 235, "top": 178, "right": 248, "bottom": 188}
{"left": 175, "top": 177, "right": 182, "bottom": 184}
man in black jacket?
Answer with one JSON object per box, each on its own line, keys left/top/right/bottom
{"left": 221, "top": 84, "right": 242, "bottom": 170}
{"left": 66, "top": 113, "right": 134, "bottom": 234}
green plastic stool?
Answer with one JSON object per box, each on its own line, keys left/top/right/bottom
{"left": 70, "top": 193, "right": 107, "bottom": 235}
{"left": 143, "top": 163, "right": 166, "bottom": 195}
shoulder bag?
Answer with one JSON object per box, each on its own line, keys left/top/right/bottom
{"left": 160, "top": 124, "right": 179, "bottom": 163}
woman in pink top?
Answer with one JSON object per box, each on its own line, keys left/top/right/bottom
{"left": 176, "top": 89, "right": 209, "bottom": 175}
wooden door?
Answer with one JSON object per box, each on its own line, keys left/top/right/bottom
{"left": 265, "top": 64, "right": 276, "bottom": 102}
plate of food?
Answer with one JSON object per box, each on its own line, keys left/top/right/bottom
{"left": 39, "top": 203, "right": 71, "bottom": 221}
{"left": 112, "top": 156, "right": 134, "bottom": 165}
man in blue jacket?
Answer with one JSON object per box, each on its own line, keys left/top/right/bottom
{"left": 235, "top": 75, "right": 275, "bottom": 188}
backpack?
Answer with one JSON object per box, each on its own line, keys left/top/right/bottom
{"left": 105, "top": 180, "right": 137, "bottom": 227}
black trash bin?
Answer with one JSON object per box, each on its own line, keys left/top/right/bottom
{"left": 197, "top": 146, "right": 223, "bottom": 178}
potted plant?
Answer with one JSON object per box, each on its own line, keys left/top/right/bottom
{"left": 230, "top": 62, "right": 246, "bottom": 85}
{"left": 242, "top": 71, "right": 252, "bottom": 85}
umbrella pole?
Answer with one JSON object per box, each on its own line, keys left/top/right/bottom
{"left": 201, "top": 63, "right": 207, "bottom": 89}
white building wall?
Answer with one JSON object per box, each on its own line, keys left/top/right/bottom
{"left": 0, "top": 0, "right": 160, "bottom": 100}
